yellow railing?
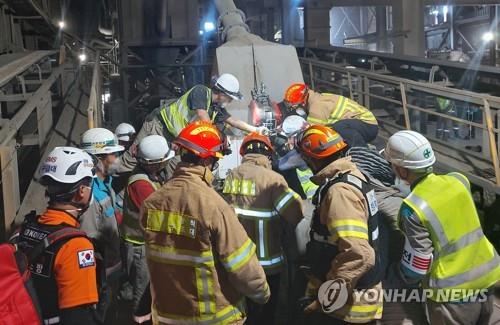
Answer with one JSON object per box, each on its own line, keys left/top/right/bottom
{"left": 300, "top": 58, "right": 500, "bottom": 192}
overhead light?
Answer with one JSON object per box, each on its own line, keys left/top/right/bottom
{"left": 204, "top": 21, "right": 215, "bottom": 32}
{"left": 482, "top": 32, "right": 494, "bottom": 42}
{"left": 78, "top": 53, "right": 87, "bottom": 62}
{"left": 199, "top": 30, "right": 204, "bottom": 36}
{"left": 58, "top": 20, "right": 65, "bottom": 29}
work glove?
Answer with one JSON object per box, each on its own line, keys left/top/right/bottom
{"left": 256, "top": 126, "right": 270, "bottom": 135}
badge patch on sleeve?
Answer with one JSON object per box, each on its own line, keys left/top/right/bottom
{"left": 78, "top": 249, "right": 95, "bottom": 268}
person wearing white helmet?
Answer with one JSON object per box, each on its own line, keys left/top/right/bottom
{"left": 121, "top": 135, "right": 174, "bottom": 324}
{"left": 115, "top": 123, "right": 137, "bottom": 149}
{"left": 385, "top": 130, "right": 500, "bottom": 324}
{"left": 117, "top": 73, "right": 268, "bottom": 174}
{"left": 79, "top": 127, "right": 124, "bottom": 322}
{"left": 14, "top": 147, "right": 100, "bottom": 325}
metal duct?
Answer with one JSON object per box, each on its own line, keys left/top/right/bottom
{"left": 214, "top": 0, "right": 304, "bottom": 123}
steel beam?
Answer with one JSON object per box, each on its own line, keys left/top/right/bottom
{"left": 0, "top": 65, "right": 62, "bottom": 148}
{"left": 0, "top": 51, "right": 55, "bottom": 88}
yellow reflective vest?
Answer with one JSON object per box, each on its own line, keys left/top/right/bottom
{"left": 403, "top": 172, "right": 500, "bottom": 302}
{"left": 159, "top": 86, "right": 215, "bottom": 138}
{"left": 296, "top": 167, "right": 318, "bottom": 199}
{"left": 306, "top": 91, "right": 377, "bottom": 126}
{"left": 122, "top": 173, "right": 161, "bottom": 245}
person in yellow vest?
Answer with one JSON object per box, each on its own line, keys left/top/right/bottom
{"left": 121, "top": 135, "right": 175, "bottom": 324}
{"left": 118, "top": 74, "right": 268, "bottom": 173}
{"left": 223, "top": 132, "right": 303, "bottom": 324}
{"left": 384, "top": 130, "right": 500, "bottom": 324}
{"left": 283, "top": 83, "right": 378, "bottom": 147}
{"left": 141, "top": 121, "right": 270, "bottom": 325}
{"left": 295, "top": 124, "right": 384, "bottom": 324}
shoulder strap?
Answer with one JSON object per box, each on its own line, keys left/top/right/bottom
{"left": 27, "top": 227, "right": 87, "bottom": 264}
{"left": 128, "top": 173, "right": 159, "bottom": 190}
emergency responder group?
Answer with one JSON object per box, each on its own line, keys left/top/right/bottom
{"left": 12, "top": 73, "right": 500, "bottom": 325}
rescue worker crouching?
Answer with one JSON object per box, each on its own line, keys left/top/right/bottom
{"left": 384, "top": 130, "right": 500, "bottom": 324}
{"left": 141, "top": 121, "right": 270, "bottom": 325}
{"left": 118, "top": 73, "right": 268, "bottom": 173}
{"left": 223, "top": 132, "right": 303, "bottom": 324}
{"left": 295, "top": 125, "right": 384, "bottom": 324}
{"left": 15, "top": 147, "right": 99, "bottom": 325}
{"left": 79, "top": 127, "right": 125, "bottom": 322}
{"left": 122, "top": 135, "right": 175, "bottom": 324}
{"left": 283, "top": 83, "right": 378, "bottom": 147}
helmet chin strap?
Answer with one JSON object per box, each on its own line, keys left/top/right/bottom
{"left": 50, "top": 185, "right": 93, "bottom": 220}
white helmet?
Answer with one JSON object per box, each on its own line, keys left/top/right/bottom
{"left": 115, "top": 123, "right": 136, "bottom": 142}
{"left": 81, "top": 128, "right": 125, "bottom": 155}
{"left": 137, "top": 135, "right": 175, "bottom": 164}
{"left": 281, "top": 115, "right": 308, "bottom": 136}
{"left": 384, "top": 130, "right": 436, "bottom": 169}
{"left": 40, "top": 147, "right": 95, "bottom": 184}
{"left": 214, "top": 73, "right": 243, "bottom": 100}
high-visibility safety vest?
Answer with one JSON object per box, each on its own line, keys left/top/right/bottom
{"left": 296, "top": 167, "right": 318, "bottom": 200}
{"left": 307, "top": 94, "right": 377, "bottom": 125}
{"left": 403, "top": 172, "right": 500, "bottom": 302}
{"left": 122, "top": 174, "right": 161, "bottom": 245}
{"left": 159, "top": 86, "right": 215, "bottom": 138}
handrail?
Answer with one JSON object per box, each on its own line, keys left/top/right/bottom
{"left": 300, "top": 57, "right": 500, "bottom": 191}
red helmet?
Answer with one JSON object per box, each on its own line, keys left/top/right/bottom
{"left": 240, "top": 132, "right": 274, "bottom": 156}
{"left": 284, "top": 83, "right": 309, "bottom": 106}
{"left": 296, "top": 125, "right": 348, "bottom": 160}
{"left": 174, "top": 121, "right": 224, "bottom": 159}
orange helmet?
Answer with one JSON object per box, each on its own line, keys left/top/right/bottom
{"left": 296, "top": 125, "right": 348, "bottom": 160}
{"left": 240, "top": 132, "right": 274, "bottom": 156}
{"left": 174, "top": 121, "right": 224, "bottom": 159}
{"left": 284, "top": 83, "right": 309, "bottom": 106}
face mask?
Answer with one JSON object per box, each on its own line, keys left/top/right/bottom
{"left": 393, "top": 176, "right": 412, "bottom": 197}
{"left": 108, "top": 159, "right": 121, "bottom": 176}
{"left": 296, "top": 108, "right": 307, "bottom": 117}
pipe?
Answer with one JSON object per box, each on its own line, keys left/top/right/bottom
{"left": 214, "top": 0, "right": 250, "bottom": 42}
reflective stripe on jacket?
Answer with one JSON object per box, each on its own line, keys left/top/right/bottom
{"left": 142, "top": 163, "right": 270, "bottom": 324}
{"left": 296, "top": 167, "right": 318, "bottom": 200}
{"left": 403, "top": 172, "right": 500, "bottom": 302}
{"left": 223, "top": 154, "right": 303, "bottom": 275}
{"left": 159, "top": 86, "right": 214, "bottom": 138}
{"left": 122, "top": 173, "right": 161, "bottom": 245}
{"left": 306, "top": 90, "right": 377, "bottom": 125}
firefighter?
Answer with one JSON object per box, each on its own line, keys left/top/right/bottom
{"left": 141, "top": 121, "right": 270, "bottom": 325}
{"left": 222, "top": 132, "right": 303, "bottom": 324}
{"left": 384, "top": 130, "right": 500, "bottom": 324}
{"left": 118, "top": 74, "right": 268, "bottom": 173}
{"left": 79, "top": 127, "right": 124, "bottom": 321}
{"left": 283, "top": 83, "right": 378, "bottom": 147}
{"left": 121, "top": 135, "right": 175, "bottom": 324}
{"left": 15, "top": 147, "right": 99, "bottom": 324}
{"left": 295, "top": 124, "right": 384, "bottom": 324}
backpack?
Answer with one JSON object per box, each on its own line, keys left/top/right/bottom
{"left": 0, "top": 222, "right": 86, "bottom": 325}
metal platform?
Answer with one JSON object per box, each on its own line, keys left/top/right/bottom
{"left": 299, "top": 56, "right": 500, "bottom": 194}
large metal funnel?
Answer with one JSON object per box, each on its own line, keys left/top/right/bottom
{"left": 214, "top": 0, "right": 303, "bottom": 122}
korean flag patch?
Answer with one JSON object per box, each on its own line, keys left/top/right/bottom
{"left": 78, "top": 250, "right": 95, "bottom": 268}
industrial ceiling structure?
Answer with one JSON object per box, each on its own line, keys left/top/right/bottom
{"left": 0, "top": 0, "right": 499, "bottom": 240}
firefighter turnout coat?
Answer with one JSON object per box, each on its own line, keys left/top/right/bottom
{"left": 223, "top": 154, "right": 303, "bottom": 274}
{"left": 141, "top": 163, "right": 270, "bottom": 325}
